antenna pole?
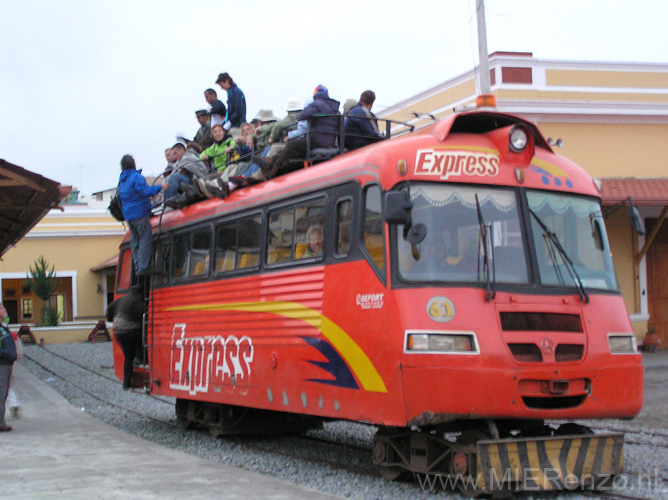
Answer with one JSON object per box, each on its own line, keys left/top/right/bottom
{"left": 476, "top": 0, "right": 491, "bottom": 94}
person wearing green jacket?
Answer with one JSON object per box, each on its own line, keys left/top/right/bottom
{"left": 200, "top": 124, "right": 237, "bottom": 174}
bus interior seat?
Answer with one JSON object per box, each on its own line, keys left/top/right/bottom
{"left": 239, "top": 253, "right": 259, "bottom": 268}
{"left": 216, "top": 250, "right": 236, "bottom": 272}
{"left": 295, "top": 242, "right": 308, "bottom": 259}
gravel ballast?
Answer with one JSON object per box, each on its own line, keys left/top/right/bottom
{"left": 18, "top": 342, "right": 668, "bottom": 500}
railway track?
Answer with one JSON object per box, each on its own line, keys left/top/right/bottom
{"left": 550, "top": 419, "right": 668, "bottom": 449}
{"left": 21, "top": 345, "right": 380, "bottom": 480}
{"left": 22, "top": 345, "right": 668, "bottom": 498}
{"left": 22, "top": 347, "right": 178, "bottom": 427}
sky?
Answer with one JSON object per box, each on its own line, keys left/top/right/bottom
{"left": 2, "top": 0, "right": 668, "bottom": 195}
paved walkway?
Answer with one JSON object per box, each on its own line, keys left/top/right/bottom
{"left": 0, "top": 365, "right": 344, "bottom": 500}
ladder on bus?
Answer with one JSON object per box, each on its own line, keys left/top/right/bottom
{"left": 140, "top": 277, "right": 154, "bottom": 392}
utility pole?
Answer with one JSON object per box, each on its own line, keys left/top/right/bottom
{"left": 476, "top": 0, "right": 491, "bottom": 95}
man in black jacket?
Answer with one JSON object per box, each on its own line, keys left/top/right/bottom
{"left": 0, "top": 303, "right": 17, "bottom": 431}
{"left": 106, "top": 285, "right": 144, "bottom": 390}
{"left": 256, "top": 85, "right": 341, "bottom": 178}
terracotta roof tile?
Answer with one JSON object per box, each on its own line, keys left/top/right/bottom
{"left": 599, "top": 178, "right": 668, "bottom": 206}
{"left": 90, "top": 254, "right": 118, "bottom": 272}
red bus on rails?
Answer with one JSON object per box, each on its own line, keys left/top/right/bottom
{"left": 113, "top": 105, "right": 644, "bottom": 494}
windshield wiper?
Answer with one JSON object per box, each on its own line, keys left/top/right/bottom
{"left": 529, "top": 209, "right": 589, "bottom": 303}
{"left": 475, "top": 194, "right": 496, "bottom": 301}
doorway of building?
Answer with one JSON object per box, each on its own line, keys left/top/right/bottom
{"left": 3, "top": 300, "right": 18, "bottom": 325}
{"left": 646, "top": 217, "right": 668, "bottom": 349}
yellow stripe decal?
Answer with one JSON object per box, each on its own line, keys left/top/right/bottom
{"left": 166, "top": 301, "right": 387, "bottom": 393}
{"left": 530, "top": 157, "right": 569, "bottom": 178}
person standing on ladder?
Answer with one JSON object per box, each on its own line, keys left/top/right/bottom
{"left": 106, "top": 284, "right": 144, "bottom": 391}
{"left": 117, "top": 154, "right": 166, "bottom": 282}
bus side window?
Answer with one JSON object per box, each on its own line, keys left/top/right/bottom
{"left": 267, "top": 199, "right": 326, "bottom": 265}
{"left": 267, "top": 208, "right": 293, "bottom": 264}
{"left": 336, "top": 199, "right": 353, "bottom": 257}
{"left": 188, "top": 227, "right": 211, "bottom": 277}
{"left": 153, "top": 239, "right": 170, "bottom": 285}
{"left": 215, "top": 221, "right": 236, "bottom": 272}
{"left": 216, "top": 214, "right": 262, "bottom": 273}
{"left": 363, "top": 185, "right": 385, "bottom": 273}
{"left": 172, "top": 233, "right": 189, "bottom": 279}
{"left": 237, "top": 214, "right": 261, "bottom": 269}
{"left": 295, "top": 199, "right": 325, "bottom": 260}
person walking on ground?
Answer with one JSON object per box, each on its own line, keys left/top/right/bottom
{"left": 6, "top": 327, "right": 22, "bottom": 419}
{"left": 0, "top": 303, "right": 17, "bottom": 431}
{"left": 106, "top": 284, "right": 145, "bottom": 391}
{"left": 118, "top": 154, "right": 167, "bottom": 277}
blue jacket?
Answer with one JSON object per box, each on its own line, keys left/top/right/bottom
{"left": 0, "top": 325, "right": 16, "bottom": 365}
{"left": 225, "top": 84, "right": 246, "bottom": 128}
{"left": 118, "top": 169, "right": 161, "bottom": 221}
{"left": 344, "top": 104, "right": 382, "bottom": 150}
{"left": 297, "top": 94, "right": 341, "bottom": 148}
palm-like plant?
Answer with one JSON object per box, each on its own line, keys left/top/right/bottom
{"left": 25, "top": 256, "right": 62, "bottom": 326}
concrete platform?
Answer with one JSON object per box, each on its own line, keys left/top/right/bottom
{"left": 0, "top": 365, "right": 344, "bottom": 500}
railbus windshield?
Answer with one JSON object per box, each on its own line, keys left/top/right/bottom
{"left": 527, "top": 190, "right": 618, "bottom": 291}
{"left": 397, "top": 184, "right": 527, "bottom": 285}
{"left": 393, "top": 182, "right": 618, "bottom": 292}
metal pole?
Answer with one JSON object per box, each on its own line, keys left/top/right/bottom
{"left": 476, "top": 0, "right": 491, "bottom": 94}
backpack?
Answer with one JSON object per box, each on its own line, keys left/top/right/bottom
{"left": 0, "top": 328, "right": 17, "bottom": 364}
{"left": 108, "top": 193, "right": 125, "bottom": 222}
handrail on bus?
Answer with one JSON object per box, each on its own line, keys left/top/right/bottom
{"left": 304, "top": 113, "right": 415, "bottom": 160}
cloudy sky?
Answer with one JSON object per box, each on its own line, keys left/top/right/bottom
{"left": 1, "top": 0, "right": 667, "bottom": 195}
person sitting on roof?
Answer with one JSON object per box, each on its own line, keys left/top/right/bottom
{"left": 199, "top": 124, "right": 237, "bottom": 174}
{"left": 253, "top": 85, "right": 340, "bottom": 179}
{"left": 235, "top": 122, "right": 256, "bottom": 157}
{"left": 267, "top": 98, "right": 303, "bottom": 153}
{"left": 196, "top": 124, "right": 239, "bottom": 200}
{"left": 253, "top": 109, "right": 279, "bottom": 151}
{"left": 220, "top": 122, "right": 258, "bottom": 186}
{"left": 343, "top": 98, "right": 358, "bottom": 115}
{"left": 344, "top": 90, "right": 383, "bottom": 150}
{"left": 193, "top": 109, "right": 214, "bottom": 149}
{"left": 228, "top": 110, "right": 280, "bottom": 185}
{"left": 164, "top": 141, "right": 209, "bottom": 208}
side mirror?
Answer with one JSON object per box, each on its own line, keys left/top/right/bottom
{"left": 602, "top": 196, "right": 645, "bottom": 236}
{"left": 383, "top": 190, "right": 412, "bottom": 225}
{"left": 627, "top": 201, "right": 645, "bottom": 235}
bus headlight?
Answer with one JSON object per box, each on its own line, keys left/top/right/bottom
{"left": 406, "top": 332, "right": 478, "bottom": 353}
{"left": 608, "top": 334, "right": 638, "bottom": 354}
{"left": 509, "top": 126, "right": 529, "bottom": 153}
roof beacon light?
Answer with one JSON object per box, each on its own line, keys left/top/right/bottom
{"left": 509, "top": 126, "right": 529, "bottom": 153}
{"left": 476, "top": 94, "right": 497, "bottom": 109}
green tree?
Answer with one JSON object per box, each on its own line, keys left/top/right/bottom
{"left": 25, "top": 256, "right": 62, "bottom": 326}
